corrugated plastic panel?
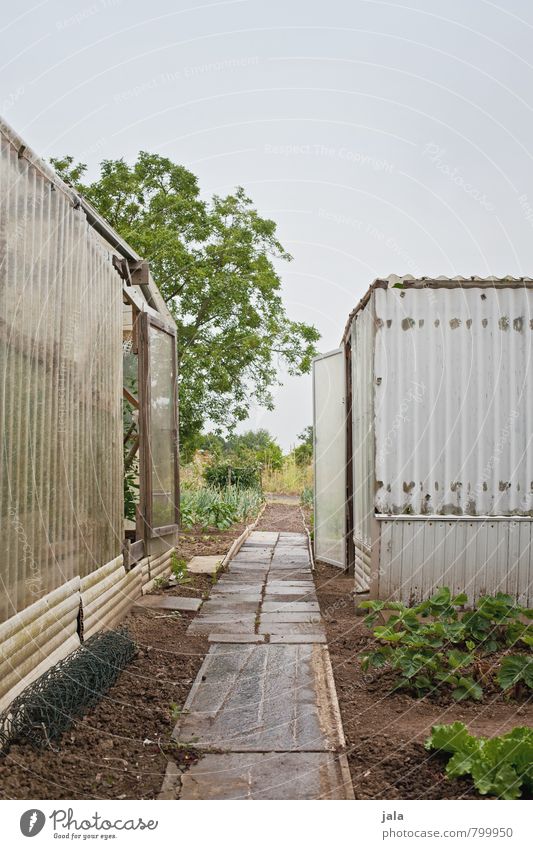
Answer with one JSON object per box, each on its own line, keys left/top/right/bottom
{"left": 149, "top": 325, "right": 176, "bottom": 528}
{"left": 313, "top": 349, "right": 346, "bottom": 567}
{"left": 351, "top": 305, "right": 375, "bottom": 590}
{"left": 0, "top": 127, "right": 123, "bottom": 623}
{"left": 373, "top": 286, "right": 533, "bottom": 516}
{"left": 0, "top": 577, "right": 80, "bottom": 711}
{"left": 378, "top": 517, "right": 533, "bottom": 607}
{"left": 80, "top": 555, "right": 142, "bottom": 640}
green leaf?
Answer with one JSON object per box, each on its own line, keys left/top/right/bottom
{"left": 497, "top": 655, "right": 533, "bottom": 691}
{"left": 452, "top": 677, "right": 483, "bottom": 701}
{"left": 374, "top": 626, "right": 407, "bottom": 643}
{"left": 426, "top": 722, "right": 475, "bottom": 754}
{"left": 451, "top": 592, "right": 468, "bottom": 606}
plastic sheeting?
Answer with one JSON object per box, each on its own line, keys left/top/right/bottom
{"left": 313, "top": 349, "right": 346, "bottom": 567}
{"left": 149, "top": 324, "right": 177, "bottom": 528}
{"left": 0, "top": 127, "right": 123, "bottom": 623}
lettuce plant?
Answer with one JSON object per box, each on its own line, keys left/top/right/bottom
{"left": 426, "top": 722, "right": 533, "bottom": 800}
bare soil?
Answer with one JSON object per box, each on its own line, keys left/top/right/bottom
{"left": 313, "top": 559, "right": 533, "bottom": 800}
{"left": 255, "top": 501, "right": 307, "bottom": 533}
{"left": 0, "top": 521, "right": 252, "bottom": 800}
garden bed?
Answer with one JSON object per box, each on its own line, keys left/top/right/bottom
{"left": 314, "top": 561, "right": 533, "bottom": 800}
{"left": 0, "top": 520, "right": 254, "bottom": 800}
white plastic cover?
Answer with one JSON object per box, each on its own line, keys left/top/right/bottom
{"left": 313, "top": 349, "right": 346, "bottom": 567}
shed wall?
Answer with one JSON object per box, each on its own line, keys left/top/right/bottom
{"left": 350, "top": 304, "right": 375, "bottom": 590}
{"left": 373, "top": 286, "right": 533, "bottom": 517}
{"left": 377, "top": 517, "right": 532, "bottom": 607}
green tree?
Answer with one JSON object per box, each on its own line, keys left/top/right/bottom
{"left": 51, "top": 154, "right": 320, "bottom": 452}
{"left": 293, "top": 425, "right": 313, "bottom": 466}
{"left": 225, "top": 429, "right": 283, "bottom": 469}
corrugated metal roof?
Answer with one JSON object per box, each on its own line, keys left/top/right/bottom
{"left": 342, "top": 274, "right": 533, "bottom": 343}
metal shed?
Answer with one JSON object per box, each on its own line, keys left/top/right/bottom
{"left": 0, "top": 118, "right": 180, "bottom": 710}
{"left": 313, "top": 275, "right": 533, "bottom": 607}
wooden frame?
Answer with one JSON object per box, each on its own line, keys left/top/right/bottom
{"left": 137, "top": 310, "right": 179, "bottom": 540}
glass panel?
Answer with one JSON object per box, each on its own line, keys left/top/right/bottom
{"left": 0, "top": 129, "right": 123, "bottom": 623}
{"left": 149, "top": 325, "right": 176, "bottom": 528}
{"left": 313, "top": 350, "right": 346, "bottom": 567}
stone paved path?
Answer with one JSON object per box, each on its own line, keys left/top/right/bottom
{"left": 169, "top": 531, "right": 354, "bottom": 800}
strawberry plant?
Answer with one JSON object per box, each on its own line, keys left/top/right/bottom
{"left": 425, "top": 722, "right": 533, "bottom": 800}
{"left": 497, "top": 654, "right": 533, "bottom": 696}
{"left": 359, "top": 588, "right": 532, "bottom": 701}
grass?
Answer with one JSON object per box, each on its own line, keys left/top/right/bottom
{"left": 261, "top": 457, "right": 312, "bottom": 494}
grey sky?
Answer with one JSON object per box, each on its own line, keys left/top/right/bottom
{"left": 3, "top": 0, "right": 533, "bottom": 449}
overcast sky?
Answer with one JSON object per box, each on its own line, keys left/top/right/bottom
{"left": 3, "top": 0, "right": 533, "bottom": 449}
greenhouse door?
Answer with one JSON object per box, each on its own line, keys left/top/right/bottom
{"left": 313, "top": 349, "right": 346, "bottom": 568}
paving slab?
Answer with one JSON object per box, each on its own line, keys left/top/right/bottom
{"left": 258, "top": 623, "right": 325, "bottom": 636}
{"left": 233, "top": 550, "right": 272, "bottom": 562}
{"left": 187, "top": 617, "right": 256, "bottom": 635}
{"left": 133, "top": 595, "right": 203, "bottom": 612}
{"left": 208, "top": 634, "right": 265, "bottom": 644}
{"left": 200, "top": 601, "right": 258, "bottom": 614}
{"left": 260, "top": 612, "right": 322, "bottom": 623}
{"left": 268, "top": 571, "right": 313, "bottom": 581}
{"left": 187, "top": 555, "right": 222, "bottom": 575}
{"left": 248, "top": 531, "right": 279, "bottom": 544}
{"left": 266, "top": 581, "right": 315, "bottom": 588}
{"left": 175, "top": 643, "right": 343, "bottom": 752}
{"left": 262, "top": 601, "right": 320, "bottom": 613}
{"left": 264, "top": 585, "right": 316, "bottom": 596}
{"left": 269, "top": 633, "right": 327, "bottom": 645}
{"left": 209, "top": 593, "right": 262, "bottom": 603}
{"left": 265, "top": 594, "right": 316, "bottom": 603}
{"left": 225, "top": 563, "right": 269, "bottom": 573}
{"left": 179, "top": 752, "right": 354, "bottom": 800}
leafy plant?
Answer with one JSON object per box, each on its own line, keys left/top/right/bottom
{"left": 180, "top": 485, "right": 263, "bottom": 530}
{"left": 359, "top": 588, "right": 532, "bottom": 701}
{"left": 301, "top": 486, "right": 313, "bottom": 507}
{"left": 426, "top": 722, "right": 533, "bottom": 800}
{"left": 497, "top": 655, "right": 533, "bottom": 695}
{"left": 170, "top": 554, "right": 190, "bottom": 584}
{"left": 204, "top": 463, "right": 261, "bottom": 490}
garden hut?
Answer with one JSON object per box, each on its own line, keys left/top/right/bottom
{"left": 313, "top": 275, "right": 533, "bottom": 607}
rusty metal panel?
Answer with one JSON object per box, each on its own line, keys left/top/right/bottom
{"left": 373, "top": 285, "right": 533, "bottom": 517}
{"left": 378, "top": 517, "right": 532, "bottom": 606}
{"left": 0, "top": 124, "right": 123, "bottom": 623}
{"left": 350, "top": 303, "right": 375, "bottom": 589}
{"left": 313, "top": 349, "right": 346, "bottom": 567}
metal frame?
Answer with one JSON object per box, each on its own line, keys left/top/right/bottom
{"left": 138, "top": 310, "right": 180, "bottom": 541}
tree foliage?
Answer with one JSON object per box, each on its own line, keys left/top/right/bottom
{"left": 292, "top": 425, "right": 313, "bottom": 466}
{"left": 51, "top": 154, "right": 320, "bottom": 450}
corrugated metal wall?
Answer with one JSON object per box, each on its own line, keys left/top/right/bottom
{"left": 351, "top": 306, "right": 375, "bottom": 589}
{"left": 373, "top": 286, "right": 533, "bottom": 516}
{"left": 378, "top": 517, "right": 532, "bottom": 607}
{"left": 0, "top": 125, "right": 123, "bottom": 624}
{"left": 313, "top": 349, "right": 346, "bottom": 567}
